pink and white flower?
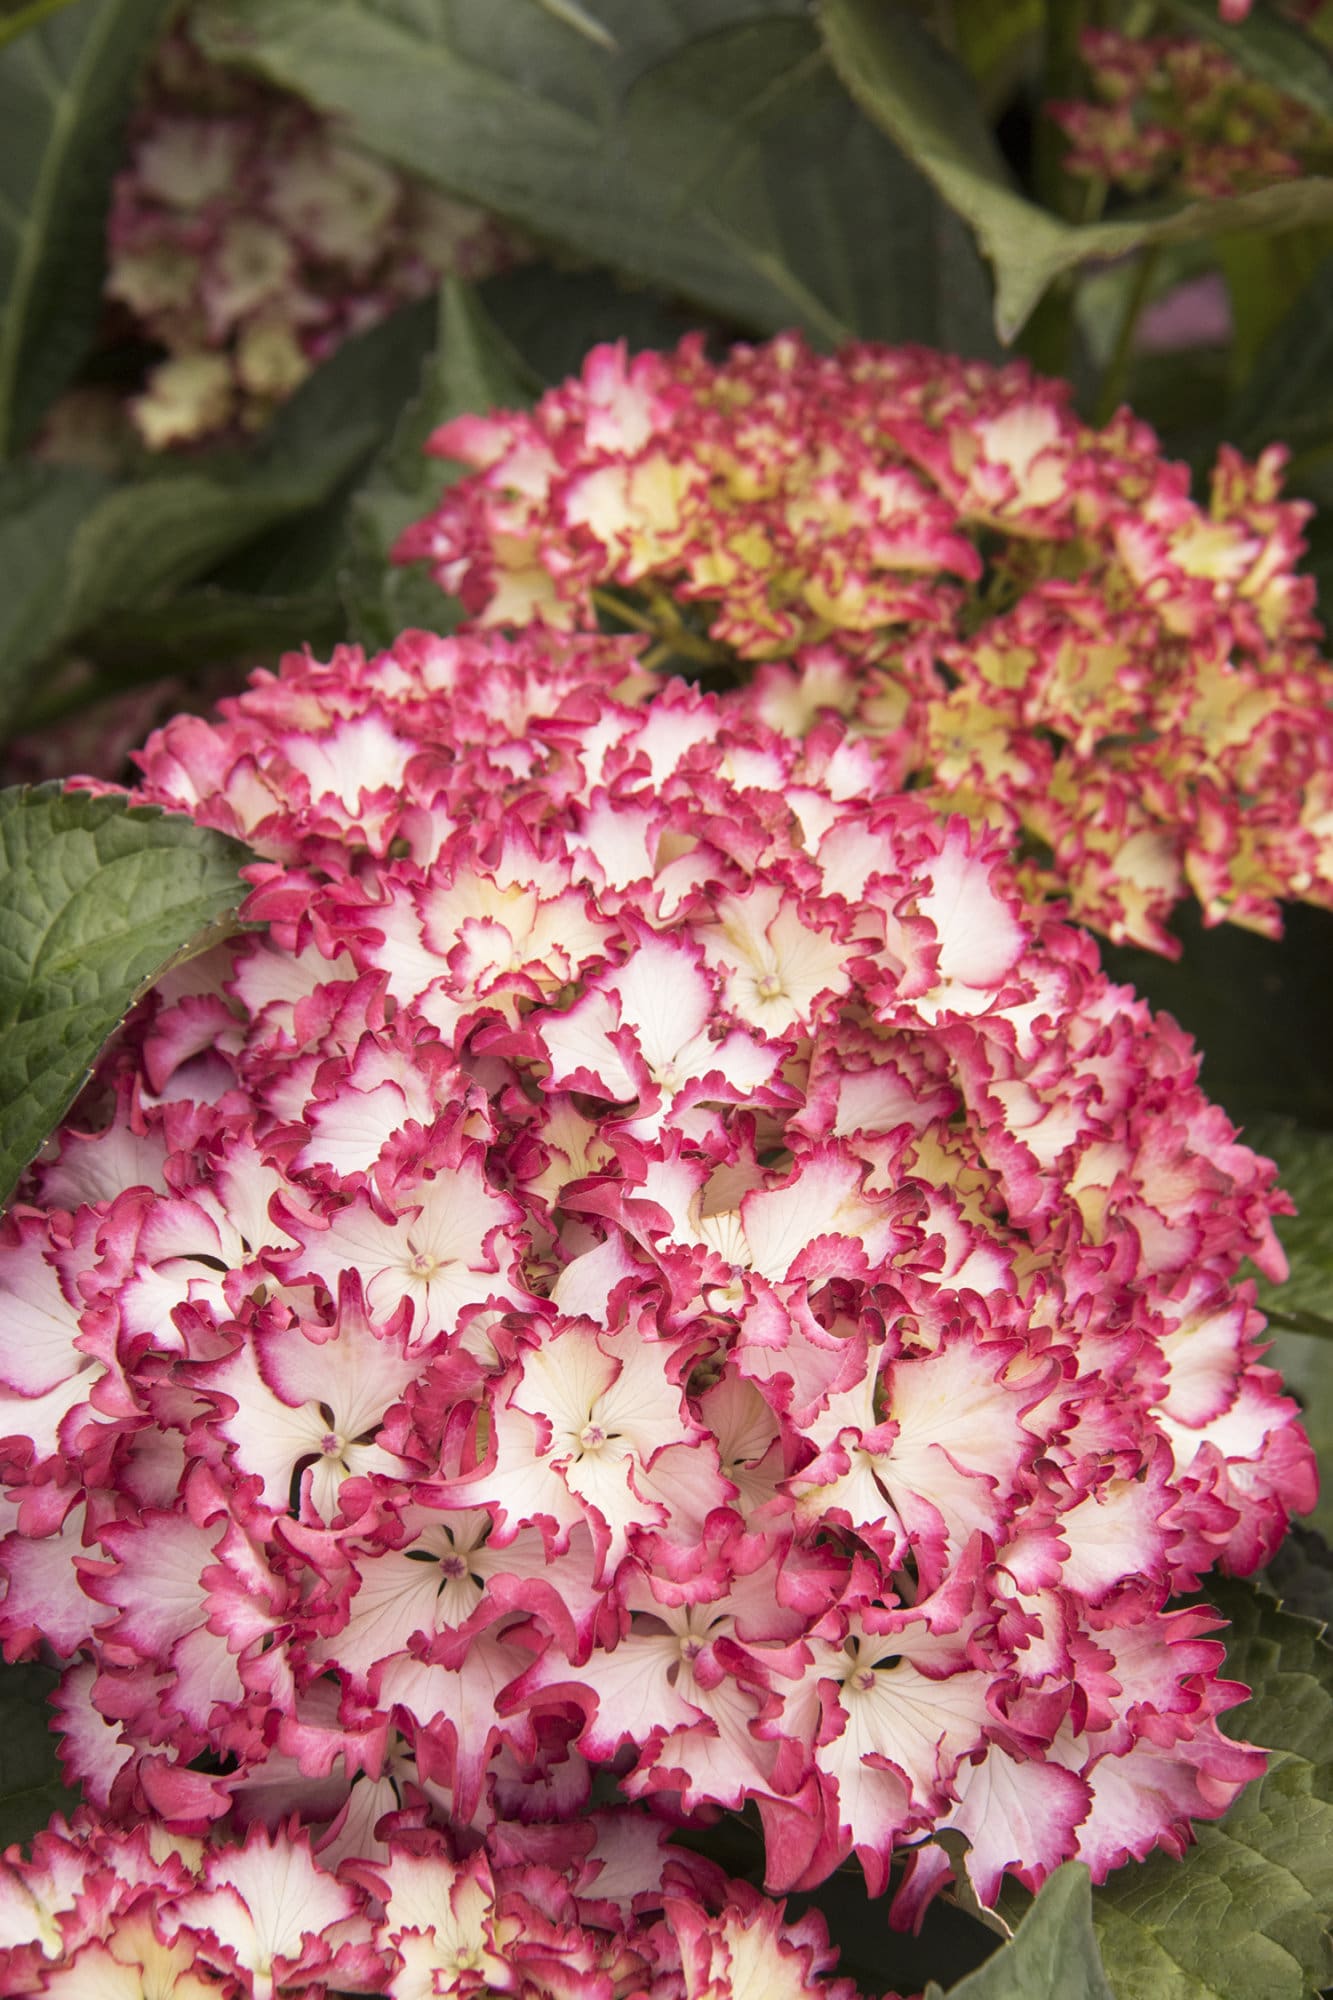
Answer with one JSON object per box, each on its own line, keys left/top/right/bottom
{"left": 0, "top": 620, "right": 1310, "bottom": 1933}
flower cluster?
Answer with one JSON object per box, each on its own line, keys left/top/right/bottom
{"left": 0, "top": 1807, "right": 867, "bottom": 1998}
{"left": 1051, "top": 27, "right": 1327, "bottom": 198}
{"left": 107, "top": 17, "right": 515, "bottom": 447}
{"left": 0, "top": 622, "right": 1311, "bottom": 1930}
{"left": 397, "top": 334, "right": 1333, "bottom": 954}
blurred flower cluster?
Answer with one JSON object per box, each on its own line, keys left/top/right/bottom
{"left": 105, "top": 16, "right": 515, "bottom": 447}
{"left": 399, "top": 335, "right": 1333, "bottom": 953}
{"left": 1051, "top": 26, "right": 1327, "bottom": 198}
{"left": 0, "top": 617, "right": 1309, "bottom": 1946}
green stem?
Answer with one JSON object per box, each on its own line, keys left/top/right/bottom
{"left": 590, "top": 586, "right": 660, "bottom": 634}
{"left": 1264, "top": 1304, "right": 1333, "bottom": 1341}
{"left": 1093, "top": 246, "right": 1161, "bottom": 425}
{"left": 1032, "top": 0, "right": 1090, "bottom": 219}
{"left": 593, "top": 583, "right": 732, "bottom": 669}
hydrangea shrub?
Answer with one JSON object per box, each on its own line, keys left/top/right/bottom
{"left": 397, "top": 335, "right": 1333, "bottom": 956}
{"left": 4, "top": 0, "right": 1333, "bottom": 1983}
{"left": 0, "top": 616, "right": 1312, "bottom": 1976}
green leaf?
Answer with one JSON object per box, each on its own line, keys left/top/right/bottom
{"left": 0, "top": 0, "right": 80, "bottom": 50}
{"left": 1269, "top": 1329, "right": 1333, "bottom": 1544}
{"left": 816, "top": 0, "right": 1333, "bottom": 341}
{"left": 951, "top": 0, "right": 1043, "bottom": 104}
{"left": 0, "top": 304, "right": 434, "bottom": 731}
{"left": 0, "top": 786, "right": 254, "bottom": 1207}
{"left": 0, "top": 0, "right": 172, "bottom": 452}
{"left": 1259, "top": 1524, "right": 1333, "bottom": 1632}
{"left": 65, "top": 297, "right": 434, "bottom": 628}
{"left": 1083, "top": 1578, "right": 1333, "bottom": 2000}
{"left": 82, "top": 585, "right": 344, "bottom": 682}
{"left": 480, "top": 259, "right": 726, "bottom": 388}
{"left": 341, "top": 278, "right": 534, "bottom": 650}
{"left": 0, "top": 1662, "right": 78, "bottom": 1846}
{"left": 1158, "top": 0, "right": 1333, "bottom": 121}
{"left": 529, "top": 0, "right": 614, "bottom": 50}
{"left": 194, "top": 0, "right": 997, "bottom": 355}
{"left": 1099, "top": 905, "right": 1333, "bottom": 1134}
{"left": 0, "top": 462, "right": 111, "bottom": 731}
{"left": 1209, "top": 1577, "right": 1333, "bottom": 1774}
{"left": 1217, "top": 229, "right": 1333, "bottom": 389}
{"left": 623, "top": 19, "right": 999, "bottom": 356}
{"left": 926, "top": 1865, "right": 1112, "bottom": 2000}
{"left": 1244, "top": 1119, "right": 1333, "bottom": 1329}
{"left": 1228, "top": 253, "right": 1333, "bottom": 456}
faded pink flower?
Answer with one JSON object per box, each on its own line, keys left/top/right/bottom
{"left": 1051, "top": 27, "right": 1327, "bottom": 198}
{"left": 106, "top": 14, "right": 519, "bottom": 445}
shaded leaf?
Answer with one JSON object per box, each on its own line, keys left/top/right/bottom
{"left": 952, "top": 0, "right": 1043, "bottom": 103}
{"left": 0, "top": 1662, "right": 78, "bottom": 1847}
{"left": 195, "top": 0, "right": 997, "bottom": 355}
{"left": 0, "top": 0, "right": 80, "bottom": 49}
{"left": 0, "top": 787, "right": 253, "bottom": 1206}
{"left": 0, "top": 463, "right": 111, "bottom": 731}
{"left": 1217, "top": 228, "right": 1333, "bottom": 390}
{"left": 0, "top": 0, "right": 172, "bottom": 451}
{"left": 0, "top": 304, "right": 433, "bottom": 735}
{"left": 1269, "top": 1328, "right": 1333, "bottom": 1544}
{"left": 85, "top": 586, "right": 343, "bottom": 681}
{"left": 1245, "top": 1119, "right": 1333, "bottom": 1328}
{"left": 1159, "top": 0, "right": 1333, "bottom": 121}
{"left": 926, "top": 1865, "right": 1112, "bottom": 2000}
{"left": 1209, "top": 1576, "right": 1333, "bottom": 1771}
{"left": 1258, "top": 1524, "right": 1333, "bottom": 1632}
{"left": 624, "top": 19, "right": 999, "bottom": 357}
{"left": 1099, "top": 904, "right": 1333, "bottom": 1134}
{"left": 341, "top": 279, "right": 534, "bottom": 651}
{"left": 816, "top": 0, "right": 1333, "bottom": 340}
{"left": 1228, "top": 252, "right": 1333, "bottom": 455}
{"left": 480, "top": 259, "right": 728, "bottom": 388}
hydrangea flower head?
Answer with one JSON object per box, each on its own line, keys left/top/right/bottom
{"left": 397, "top": 333, "right": 1333, "bottom": 953}
{"left": 0, "top": 622, "right": 1311, "bottom": 1932}
{"left": 106, "top": 14, "right": 517, "bottom": 446}
{"left": 1052, "top": 27, "right": 1328, "bottom": 197}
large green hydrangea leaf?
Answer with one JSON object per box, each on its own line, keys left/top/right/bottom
{"left": 193, "top": 0, "right": 997, "bottom": 357}
{"left": 816, "top": 0, "right": 1333, "bottom": 341}
{"left": 0, "top": 0, "right": 173, "bottom": 449}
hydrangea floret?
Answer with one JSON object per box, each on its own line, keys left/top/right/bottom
{"left": 1051, "top": 27, "right": 1328, "bottom": 198}
{"left": 106, "top": 17, "right": 516, "bottom": 447}
{"left": 0, "top": 1805, "right": 871, "bottom": 1998}
{"left": 396, "top": 334, "right": 1333, "bottom": 954}
{"left": 0, "top": 619, "right": 1312, "bottom": 1949}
